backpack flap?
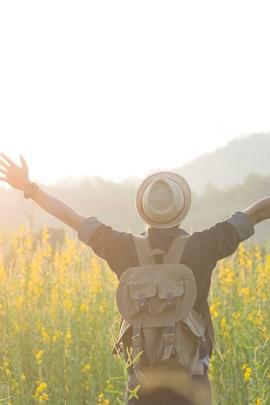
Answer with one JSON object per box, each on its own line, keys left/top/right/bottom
{"left": 129, "top": 282, "right": 157, "bottom": 301}
{"left": 158, "top": 281, "right": 184, "bottom": 299}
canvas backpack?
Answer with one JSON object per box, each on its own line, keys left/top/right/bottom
{"left": 115, "top": 235, "right": 206, "bottom": 380}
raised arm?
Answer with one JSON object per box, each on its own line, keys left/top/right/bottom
{"left": 0, "top": 153, "right": 87, "bottom": 231}
{"left": 242, "top": 196, "right": 270, "bottom": 225}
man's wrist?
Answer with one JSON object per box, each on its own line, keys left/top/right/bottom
{"left": 23, "top": 182, "right": 39, "bottom": 199}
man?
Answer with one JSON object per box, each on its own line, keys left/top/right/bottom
{"left": 0, "top": 152, "right": 270, "bottom": 405}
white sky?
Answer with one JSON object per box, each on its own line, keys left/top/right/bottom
{"left": 1, "top": 1, "right": 270, "bottom": 184}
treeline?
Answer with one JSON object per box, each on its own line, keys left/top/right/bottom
{"left": 0, "top": 173, "right": 270, "bottom": 242}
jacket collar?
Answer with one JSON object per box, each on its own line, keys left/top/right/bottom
{"left": 144, "top": 226, "right": 189, "bottom": 238}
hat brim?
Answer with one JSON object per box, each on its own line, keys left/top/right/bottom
{"left": 136, "top": 171, "right": 191, "bottom": 228}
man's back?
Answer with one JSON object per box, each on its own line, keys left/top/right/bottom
{"left": 77, "top": 210, "right": 254, "bottom": 404}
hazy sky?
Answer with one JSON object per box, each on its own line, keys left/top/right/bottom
{"left": 1, "top": 1, "right": 270, "bottom": 184}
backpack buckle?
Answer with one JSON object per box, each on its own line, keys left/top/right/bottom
{"left": 166, "top": 292, "right": 174, "bottom": 308}
{"left": 149, "top": 248, "right": 166, "bottom": 257}
{"left": 138, "top": 293, "right": 147, "bottom": 311}
{"left": 150, "top": 248, "right": 166, "bottom": 264}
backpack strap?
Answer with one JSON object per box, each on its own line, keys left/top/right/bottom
{"left": 162, "top": 313, "right": 176, "bottom": 361}
{"left": 131, "top": 320, "right": 143, "bottom": 365}
{"left": 165, "top": 235, "right": 190, "bottom": 264}
{"left": 133, "top": 235, "right": 190, "bottom": 265}
{"left": 133, "top": 236, "right": 156, "bottom": 266}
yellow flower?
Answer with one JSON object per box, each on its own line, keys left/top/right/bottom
{"left": 80, "top": 303, "right": 89, "bottom": 313}
{"left": 244, "top": 368, "right": 252, "bottom": 382}
{"left": 36, "top": 382, "right": 47, "bottom": 395}
{"left": 65, "top": 331, "right": 73, "bottom": 349}
{"left": 221, "top": 317, "right": 226, "bottom": 330}
{"left": 210, "top": 301, "right": 221, "bottom": 319}
{"left": 99, "top": 299, "right": 108, "bottom": 313}
{"left": 38, "top": 392, "right": 49, "bottom": 402}
{"left": 33, "top": 381, "right": 49, "bottom": 400}
{"left": 242, "top": 364, "right": 252, "bottom": 382}
{"left": 254, "top": 245, "right": 262, "bottom": 261}
{"left": 40, "top": 328, "right": 50, "bottom": 344}
{"left": 52, "top": 330, "right": 63, "bottom": 343}
{"left": 81, "top": 363, "right": 91, "bottom": 374}
{"left": 4, "top": 368, "right": 11, "bottom": 377}
{"left": 35, "top": 350, "right": 44, "bottom": 365}
{"left": 97, "top": 393, "right": 110, "bottom": 404}
{"left": 63, "top": 298, "right": 73, "bottom": 313}
{"left": 238, "top": 287, "right": 251, "bottom": 303}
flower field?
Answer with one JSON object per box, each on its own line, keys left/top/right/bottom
{"left": 0, "top": 227, "right": 269, "bottom": 404}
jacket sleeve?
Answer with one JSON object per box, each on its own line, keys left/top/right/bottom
{"left": 77, "top": 217, "right": 136, "bottom": 276}
{"left": 197, "top": 211, "right": 255, "bottom": 269}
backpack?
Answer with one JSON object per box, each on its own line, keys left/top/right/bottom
{"left": 115, "top": 234, "right": 206, "bottom": 381}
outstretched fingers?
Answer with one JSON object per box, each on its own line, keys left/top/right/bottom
{"left": 0, "top": 167, "right": 8, "bottom": 182}
{"left": 20, "top": 155, "right": 28, "bottom": 173}
{"left": 0, "top": 166, "right": 15, "bottom": 179}
{"left": 0, "top": 159, "right": 9, "bottom": 170}
{"left": 0, "top": 167, "right": 7, "bottom": 176}
{"left": 0, "top": 153, "right": 17, "bottom": 168}
{"left": 0, "top": 154, "right": 29, "bottom": 189}
{"left": 0, "top": 160, "right": 17, "bottom": 177}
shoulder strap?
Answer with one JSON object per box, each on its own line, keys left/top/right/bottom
{"left": 133, "top": 235, "right": 156, "bottom": 266}
{"left": 166, "top": 235, "right": 190, "bottom": 264}
{"left": 133, "top": 234, "right": 190, "bottom": 266}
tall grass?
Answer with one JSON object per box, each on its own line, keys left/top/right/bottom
{"left": 0, "top": 227, "right": 269, "bottom": 404}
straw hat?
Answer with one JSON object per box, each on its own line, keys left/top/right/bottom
{"left": 136, "top": 172, "right": 191, "bottom": 228}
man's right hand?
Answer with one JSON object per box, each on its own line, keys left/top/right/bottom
{"left": 0, "top": 153, "right": 30, "bottom": 191}
{"left": 0, "top": 152, "right": 87, "bottom": 230}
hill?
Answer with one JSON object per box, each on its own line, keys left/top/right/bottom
{"left": 173, "top": 133, "right": 270, "bottom": 194}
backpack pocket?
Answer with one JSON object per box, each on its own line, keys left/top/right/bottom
{"left": 129, "top": 283, "right": 157, "bottom": 314}
{"left": 182, "top": 311, "right": 205, "bottom": 339}
{"left": 174, "top": 313, "right": 205, "bottom": 375}
{"left": 155, "top": 281, "right": 184, "bottom": 314}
